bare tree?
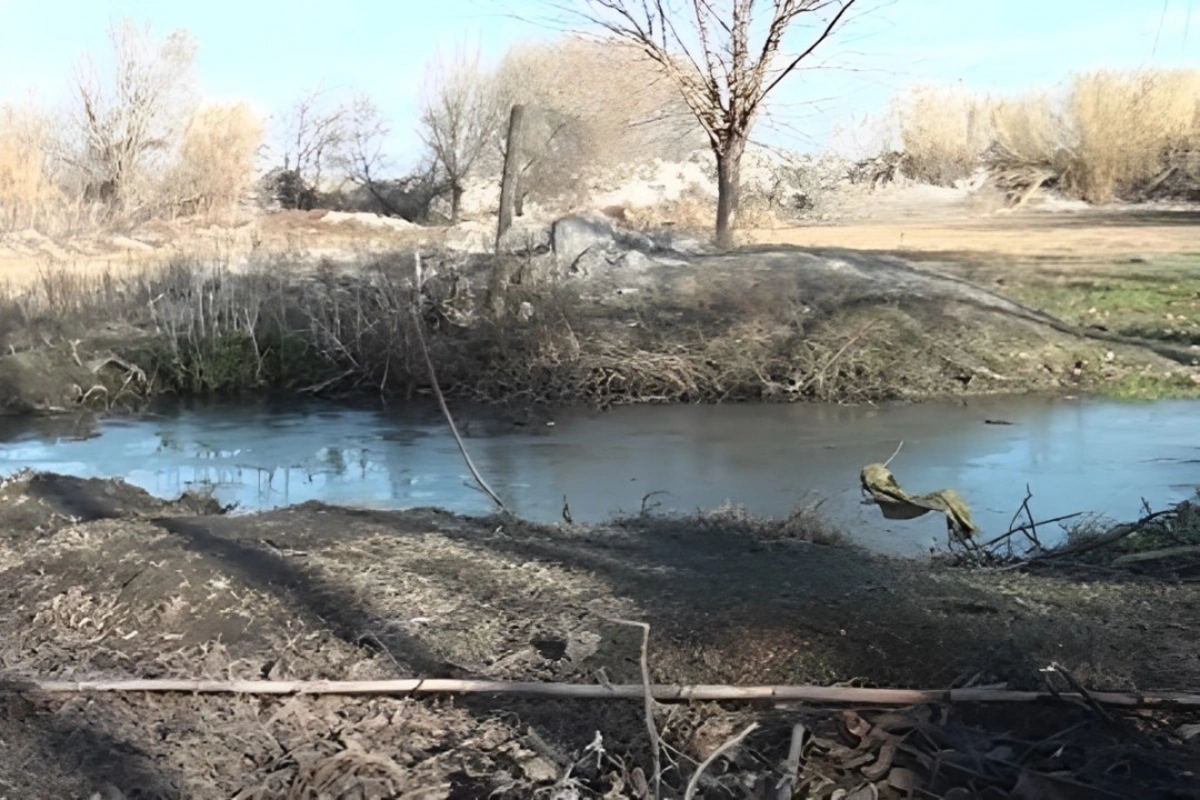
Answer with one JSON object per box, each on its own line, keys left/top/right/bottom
{"left": 418, "top": 42, "right": 505, "bottom": 221}
{"left": 336, "top": 95, "right": 391, "bottom": 196}
{"left": 271, "top": 84, "right": 349, "bottom": 209}
{"left": 67, "top": 19, "right": 197, "bottom": 217}
{"left": 550, "top": 1, "right": 861, "bottom": 247}
{"left": 333, "top": 95, "right": 441, "bottom": 220}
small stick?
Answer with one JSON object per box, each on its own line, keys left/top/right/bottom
{"left": 684, "top": 722, "right": 759, "bottom": 800}
{"left": 978, "top": 513, "right": 1084, "bottom": 550}
{"left": 882, "top": 440, "right": 904, "bottom": 469}
{"left": 776, "top": 722, "right": 807, "bottom": 800}
{"left": 611, "top": 619, "right": 661, "bottom": 800}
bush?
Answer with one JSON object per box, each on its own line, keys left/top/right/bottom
{"left": 894, "top": 84, "right": 993, "bottom": 186}
{"left": 165, "top": 102, "right": 263, "bottom": 220}
{"left": 1067, "top": 69, "right": 1200, "bottom": 202}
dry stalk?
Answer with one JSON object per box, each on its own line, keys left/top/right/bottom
{"left": 411, "top": 252, "right": 507, "bottom": 512}
{"left": 611, "top": 618, "right": 662, "bottom": 800}
{"left": 683, "top": 722, "right": 759, "bottom": 800}
{"left": 776, "top": 722, "right": 807, "bottom": 800}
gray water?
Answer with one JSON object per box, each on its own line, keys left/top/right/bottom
{"left": 0, "top": 395, "right": 1196, "bottom": 557}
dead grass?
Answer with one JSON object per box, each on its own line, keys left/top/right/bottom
{"left": 895, "top": 84, "right": 993, "bottom": 186}
{"left": 892, "top": 68, "right": 1200, "bottom": 202}
{"left": 165, "top": 103, "right": 264, "bottom": 221}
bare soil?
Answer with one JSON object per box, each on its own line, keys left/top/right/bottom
{"left": 1, "top": 473, "right": 1197, "bottom": 798}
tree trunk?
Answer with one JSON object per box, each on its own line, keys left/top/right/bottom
{"left": 495, "top": 104, "right": 526, "bottom": 252}
{"left": 450, "top": 182, "right": 464, "bottom": 222}
{"left": 714, "top": 137, "right": 745, "bottom": 250}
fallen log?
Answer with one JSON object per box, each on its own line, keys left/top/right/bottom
{"left": 4, "top": 678, "right": 1200, "bottom": 709}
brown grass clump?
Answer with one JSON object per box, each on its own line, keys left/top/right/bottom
{"left": 894, "top": 68, "right": 1200, "bottom": 203}
{"left": 1066, "top": 69, "right": 1200, "bottom": 202}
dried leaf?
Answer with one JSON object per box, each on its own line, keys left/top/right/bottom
{"left": 630, "top": 766, "right": 649, "bottom": 799}
{"left": 841, "top": 710, "right": 872, "bottom": 741}
{"left": 861, "top": 738, "right": 899, "bottom": 781}
{"left": 845, "top": 782, "right": 879, "bottom": 800}
{"left": 886, "top": 767, "right": 916, "bottom": 794}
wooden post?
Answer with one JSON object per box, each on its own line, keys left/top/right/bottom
{"left": 495, "top": 104, "right": 525, "bottom": 252}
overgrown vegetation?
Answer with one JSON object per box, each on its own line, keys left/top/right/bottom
{"left": 0, "top": 248, "right": 1132, "bottom": 412}
{"left": 892, "top": 69, "right": 1200, "bottom": 203}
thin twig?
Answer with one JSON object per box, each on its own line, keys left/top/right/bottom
{"left": 684, "top": 722, "right": 759, "bottom": 800}
{"left": 882, "top": 440, "right": 903, "bottom": 469}
{"left": 411, "top": 253, "right": 507, "bottom": 512}
{"left": 611, "top": 619, "right": 661, "bottom": 800}
{"left": 1021, "top": 483, "right": 1040, "bottom": 548}
{"left": 978, "top": 513, "right": 1084, "bottom": 550}
{"left": 1011, "top": 508, "right": 1177, "bottom": 567}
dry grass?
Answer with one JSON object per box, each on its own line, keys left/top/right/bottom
{"left": 1066, "top": 69, "right": 1200, "bottom": 202}
{"left": 165, "top": 102, "right": 264, "bottom": 221}
{"left": 893, "top": 68, "right": 1200, "bottom": 202}
{"left": 0, "top": 105, "right": 58, "bottom": 231}
{"left": 895, "top": 84, "right": 993, "bottom": 186}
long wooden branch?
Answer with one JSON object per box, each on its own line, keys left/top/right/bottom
{"left": 5, "top": 678, "right": 1200, "bottom": 709}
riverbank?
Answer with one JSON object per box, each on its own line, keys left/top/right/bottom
{"left": 0, "top": 472, "right": 1196, "bottom": 797}
{"left": 1, "top": 228, "right": 1196, "bottom": 417}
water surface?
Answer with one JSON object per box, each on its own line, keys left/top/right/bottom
{"left": 0, "top": 395, "right": 1195, "bottom": 556}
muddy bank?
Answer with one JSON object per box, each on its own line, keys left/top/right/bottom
{"left": 0, "top": 225, "right": 1192, "bottom": 416}
{"left": 0, "top": 472, "right": 1197, "bottom": 797}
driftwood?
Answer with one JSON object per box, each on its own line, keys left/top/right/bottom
{"left": 5, "top": 678, "right": 1200, "bottom": 709}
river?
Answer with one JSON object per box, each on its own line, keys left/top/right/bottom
{"left": 0, "top": 395, "right": 1195, "bottom": 556}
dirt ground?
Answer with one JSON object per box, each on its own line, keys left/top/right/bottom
{"left": 746, "top": 207, "right": 1200, "bottom": 259}
{"left": 0, "top": 472, "right": 1198, "bottom": 798}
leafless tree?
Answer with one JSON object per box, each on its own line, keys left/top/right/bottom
{"left": 335, "top": 96, "right": 390, "bottom": 192}
{"left": 271, "top": 84, "right": 349, "bottom": 207}
{"left": 418, "top": 42, "right": 505, "bottom": 221}
{"left": 67, "top": 19, "right": 197, "bottom": 216}
{"left": 332, "top": 94, "right": 441, "bottom": 220}
{"left": 549, "top": 0, "right": 861, "bottom": 247}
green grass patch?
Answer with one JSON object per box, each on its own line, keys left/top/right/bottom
{"left": 1005, "top": 256, "right": 1200, "bottom": 347}
{"left": 1100, "top": 371, "right": 1200, "bottom": 401}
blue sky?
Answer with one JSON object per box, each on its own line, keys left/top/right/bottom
{"left": 0, "top": 0, "right": 1196, "bottom": 167}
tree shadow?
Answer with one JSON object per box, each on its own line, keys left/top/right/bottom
{"left": 0, "top": 686, "right": 181, "bottom": 799}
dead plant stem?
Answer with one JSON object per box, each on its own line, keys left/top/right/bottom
{"left": 411, "top": 253, "right": 507, "bottom": 512}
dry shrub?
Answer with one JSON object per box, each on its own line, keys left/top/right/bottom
{"left": 989, "top": 91, "right": 1075, "bottom": 169}
{"left": 165, "top": 102, "right": 263, "bottom": 220}
{"left": 493, "top": 36, "right": 706, "bottom": 206}
{"left": 0, "top": 105, "right": 64, "bottom": 232}
{"left": 1067, "top": 69, "right": 1200, "bottom": 202}
{"left": 894, "top": 84, "right": 993, "bottom": 186}
{"left": 988, "top": 69, "right": 1200, "bottom": 202}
